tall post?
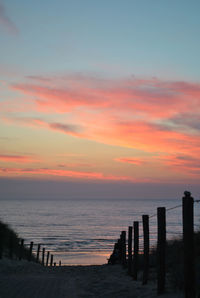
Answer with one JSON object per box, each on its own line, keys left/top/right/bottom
{"left": 121, "top": 231, "right": 126, "bottom": 267}
{"left": 28, "top": 241, "right": 33, "bottom": 261}
{"left": 182, "top": 191, "right": 195, "bottom": 298}
{"left": 19, "top": 239, "right": 24, "bottom": 260}
{"left": 50, "top": 254, "right": 54, "bottom": 267}
{"left": 46, "top": 251, "right": 50, "bottom": 267}
{"left": 142, "top": 215, "right": 149, "bottom": 285}
{"left": 59, "top": 260, "right": 61, "bottom": 266}
{"left": 157, "top": 207, "right": 166, "bottom": 295}
{"left": 42, "top": 248, "right": 45, "bottom": 266}
{"left": 128, "top": 226, "right": 132, "bottom": 275}
{"left": 132, "top": 221, "right": 139, "bottom": 280}
{"left": 36, "top": 244, "right": 40, "bottom": 263}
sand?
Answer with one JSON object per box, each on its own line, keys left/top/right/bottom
{"left": 0, "top": 259, "right": 183, "bottom": 298}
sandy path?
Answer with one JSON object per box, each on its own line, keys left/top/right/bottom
{"left": 0, "top": 260, "right": 183, "bottom": 298}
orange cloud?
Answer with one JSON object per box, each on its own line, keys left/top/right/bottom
{"left": 0, "top": 154, "right": 37, "bottom": 163}
{"left": 0, "top": 166, "right": 146, "bottom": 182}
{"left": 114, "top": 157, "right": 145, "bottom": 165}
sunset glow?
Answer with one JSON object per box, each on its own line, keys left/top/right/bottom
{"left": 1, "top": 0, "right": 200, "bottom": 198}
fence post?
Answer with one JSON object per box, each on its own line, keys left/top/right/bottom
{"left": 36, "top": 244, "right": 40, "bottom": 263}
{"left": 121, "top": 231, "right": 126, "bottom": 267}
{"left": 128, "top": 226, "right": 132, "bottom": 275}
{"left": 142, "top": 215, "right": 149, "bottom": 285}
{"left": 50, "top": 254, "right": 53, "bottom": 267}
{"left": 132, "top": 221, "right": 139, "bottom": 280}
{"left": 182, "top": 191, "right": 195, "bottom": 298}
{"left": 46, "top": 251, "right": 50, "bottom": 267}
{"left": 42, "top": 248, "right": 45, "bottom": 266}
{"left": 59, "top": 260, "right": 61, "bottom": 266}
{"left": 157, "top": 207, "right": 166, "bottom": 295}
{"left": 19, "top": 239, "right": 24, "bottom": 260}
{"left": 28, "top": 241, "right": 33, "bottom": 262}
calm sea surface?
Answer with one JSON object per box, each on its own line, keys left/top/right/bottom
{"left": 0, "top": 198, "right": 200, "bottom": 265}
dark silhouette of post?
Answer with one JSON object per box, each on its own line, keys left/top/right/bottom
{"left": 50, "top": 254, "right": 54, "bottom": 267}
{"left": 132, "top": 221, "right": 139, "bottom": 280}
{"left": 121, "top": 231, "right": 126, "bottom": 267}
{"left": 182, "top": 191, "right": 195, "bottom": 298}
{"left": 157, "top": 207, "right": 166, "bottom": 295}
{"left": 54, "top": 262, "right": 56, "bottom": 267}
{"left": 36, "top": 244, "right": 40, "bottom": 263}
{"left": 19, "top": 239, "right": 24, "bottom": 260}
{"left": 42, "top": 248, "right": 45, "bottom": 266}
{"left": 59, "top": 260, "right": 61, "bottom": 266}
{"left": 142, "top": 215, "right": 149, "bottom": 285}
{"left": 128, "top": 226, "right": 132, "bottom": 275}
{"left": 28, "top": 241, "right": 33, "bottom": 261}
{"left": 46, "top": 251, "right": 50, "bottom": 267}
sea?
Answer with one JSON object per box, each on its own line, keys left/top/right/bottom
{"left": 0, "top": 198, "right": 200, "bottom": 265}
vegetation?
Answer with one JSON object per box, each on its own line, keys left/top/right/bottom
{"left": 0, "top": 220, "right": 34, "bottom": 261}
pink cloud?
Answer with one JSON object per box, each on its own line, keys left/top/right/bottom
{"left": 0, "top": 3, "right": 19, "bottom": 35}
{"left": 0, "top": 154, "right": 37, "bottom": 163}
{"left": 114, "top": 157, "right": 145, "bottom": 165}
{"left": 0, "top": 166, "right": 147, "bottom": 182}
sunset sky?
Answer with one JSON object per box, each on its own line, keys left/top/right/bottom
{"left": 1, "top": 0, "right": 200, "bottom": 199}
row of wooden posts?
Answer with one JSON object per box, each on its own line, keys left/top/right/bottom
{"left": 7, "top": 238, "right": 62, "bottom": 267}
{"left": 111, "top": 191, "right": 196, "bottom": 297}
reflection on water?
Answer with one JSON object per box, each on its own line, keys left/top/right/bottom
{"left": 0, "top": 198, "right": 199, "bottom": 265}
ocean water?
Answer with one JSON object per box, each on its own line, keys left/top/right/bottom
{"left": 0, "top": 198, "right": 200, "bottom": 265}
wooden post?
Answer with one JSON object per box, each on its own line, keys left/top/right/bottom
{"left": 46, "top": 251, "right": 50, "bottom": 267}
{"left": 142, "top": 215, "right": 149, "bottom": 285}
{"left": 54, "top": 262, "right": 56, "bottom": 267}
{"left": 19, "top": 239, "right": 24, "bottom": 260}
{"left": 132, "top": 221, "right": 139, "bottom": 280}
{"left": 128, "top": 226, "right": 133, "bottom": 275}
{"left": 28, "top": 241, "right": 33, "bottom": 261}
{"left": 42, "top": 248, "right": 45, "bottom": 266}
{"left": 182, "top": 191, "right": 195, "bottom": 298}
{"left": 36, "top": 244, "right": 40, "bottom": 263}
{"left": 59, "top": 260, "right": 61, "bottom": 266}
{"left": 157, "top": 207, "right": 166, "bottom": 295}
{"left": 121, "top": 231, "right": 126, "bottom": 267}
{"left": 50, "top": 254, "right": 53, "bottom": 267}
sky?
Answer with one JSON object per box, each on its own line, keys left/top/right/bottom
{"left": 0, "top": 0, "right": 200, "bottom": 199}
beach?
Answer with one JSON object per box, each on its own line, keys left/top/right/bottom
{"left": 0, "top": 259, "right": 183, "bottom": 298}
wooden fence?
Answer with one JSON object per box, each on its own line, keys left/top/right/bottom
{"left": 108, "top": 191, "right": 197, "bottom": 297}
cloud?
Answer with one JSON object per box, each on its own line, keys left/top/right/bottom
{"left": 114, "top": 157, "right": 145, "bottom": 165}
{"left": 4, "top": 74, "right": 200, "bottom": 163}
{"left": 0, "top": 166, "right": 146, "bottom": 182}
{"left": 0, "top": 3, "right": 19, "bottom": 35}
{"left": 0, "top": 154, "right": 38, "bottom": 163}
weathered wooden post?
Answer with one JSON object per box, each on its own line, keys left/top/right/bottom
{"left": 36, "top": 244, "right": 40, "bottom": 263}
{"left": 46, "top": 251, "right": 50, "bottom": 267}
{"left": 54, "top": 262, "right": 56, "bottom": 267}
{"left": 19, "top": 239, "right": 24, "bottom": 260}
{"left": 142, "top": 215, "right": 149, "bottom": 285}
{"left": 128, "top": 226, "right": 133, "bottom": 275}
{"left": 132, "top": 221, "right": 139, "bottom": 280}
{"left": 50, "top": 254, "right": 54, "bottom": 267}
{"left": 121, "top": 231, "right": 126, "bottom": 267}
{"left": 157, "top": 207, "right": 166, "bottom": 295}
{"left": 59, "top": 260, "right": 61, "bottom": 266}
{"left": 182, "top": 191, "right": 195, "bottom": 298}
{"left": 28, "top": 241, "right": 33, "bottom": 261}
{"left": 42, "top": 248, "right": 45, "bottom": 266}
